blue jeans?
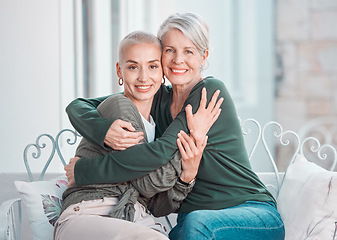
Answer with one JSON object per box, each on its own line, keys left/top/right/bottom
{"left": 169, "top": 201, "right": 285, "bottom": 240}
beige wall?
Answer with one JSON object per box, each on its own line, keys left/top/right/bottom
{"left": 275, "top": 0, "right": 337, "bottom": 170}
{"left": 275, "top": 0, "right": 337, "bottom": 130}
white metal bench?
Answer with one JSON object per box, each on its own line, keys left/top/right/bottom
{"left": 1, "top": 119, "right": 336, "bottom": 240}
{"left": 298, "top": 116, "right": 337, "bottom": 171}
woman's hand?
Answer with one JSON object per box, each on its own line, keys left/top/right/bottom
{"left": 185, "top": 87, "right": 223, "bottom": 143}
{"left": 64, "top": 157, "right": 79, "bottom": 186}
{"left": 177, "top": 130, "right": 208, "bottom": 183}
{"left": 104, "top": 119, "right": 144, "bottom": 150}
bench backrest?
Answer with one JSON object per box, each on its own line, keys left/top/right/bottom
{"left": 23, "top": 119, "right": 337, "bottom": 197}
{"left": 23, "top": 129, "right": 81, "bottom": 181}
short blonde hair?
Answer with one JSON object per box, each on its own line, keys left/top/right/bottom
{"left": 118, "top": 31, "right": 161, "bottom": 62}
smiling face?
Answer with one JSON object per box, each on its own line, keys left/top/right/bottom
{"left": 116, "top": 43, "right": 163, "bottom": 108}
{"left": 161, "top": 29, "right": 208, "bottom": 88}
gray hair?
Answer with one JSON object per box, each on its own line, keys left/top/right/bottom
{"left": 157, "top": 12, "right": 209, "bottom": 57}
{"left": 118, "top": 31, "right": 161, "bottom": 62}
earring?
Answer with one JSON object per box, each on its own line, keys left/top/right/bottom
{"left": 118, "top": 78, "right": 123, "bottom": 86}
{"left": 162, "top": 77, "right": 165, "bottom": 85}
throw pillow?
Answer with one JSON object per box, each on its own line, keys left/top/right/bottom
{"left": 277, "top": 154, "right": 337, "bottom": 240}
{"left": 14, "top": 175, "right": 69, "bottom": 240}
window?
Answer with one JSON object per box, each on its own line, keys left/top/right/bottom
{"left": 75, "top": 0, "right": 274, "bottom": 119}
{"left": 59, "top": 0, "right": 274, "bottom": 171}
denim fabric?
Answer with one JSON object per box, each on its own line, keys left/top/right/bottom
{"left": 169, "top": 201, "right": 285, "bottom": 240}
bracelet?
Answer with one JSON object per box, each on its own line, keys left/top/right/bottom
{"left": 178, "top": 177, "right": 195, "bottom": 186}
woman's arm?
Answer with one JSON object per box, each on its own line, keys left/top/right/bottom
{"left": 131, "top": 129, "right": 208, "bottom": 197}
{"left": 132, "top": 132, "right": 208, "bottom": 217}
{"left": 66, "top": 94, "right": 144, "bottom": 150}
{"left": 66, "top": 95, "right": 111, "bottom": 147}
{"left": 146, "top": 181, "right": 193, "bottom": 217}
{"left": 70, "top": 79, "right": 225, "bottom": 186}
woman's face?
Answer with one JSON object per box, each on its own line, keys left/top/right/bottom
{"left": 161, "top": 29, "right": 208, "bottom": 87}
{"left": 117, "top": 43, "right": 163, "bottom": 105}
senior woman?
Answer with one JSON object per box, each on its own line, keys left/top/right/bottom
{"left": 65, "top": 13, "right": 285, "bottom": 239}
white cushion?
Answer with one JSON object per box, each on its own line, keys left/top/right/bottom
{"left": 14, "top": 175, "right": 69, "bottom": 240}
{"left": 277, "top": 154, "right": 337, "bottom": 239}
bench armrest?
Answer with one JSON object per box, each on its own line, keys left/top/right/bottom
{"left": 0, "top": 198, "right": 22, "bottom": 240}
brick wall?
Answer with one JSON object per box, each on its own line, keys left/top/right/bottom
{"left": 275, "top": 0, "right": 337, "bottom": 129}
{"left": 275, "top": 0, "right": 337, "bottom": 170}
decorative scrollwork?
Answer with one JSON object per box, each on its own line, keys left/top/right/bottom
{"left": 300, "top": 137, "right": 337, "bottom": 171}
{"left": 240, "top": 118, "right": 262, "bottom": 160}
{"left": 55, "top": 129, "right": 81, "bottom": 166}
{"left": 262, "top": 121, "right": 300, "bottom": 196}
{"left": 23, "top": 134, "right": 56, "bottom": 181}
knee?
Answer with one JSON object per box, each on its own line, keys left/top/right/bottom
{"left": 176, "top": 211, "right": 213, "bottom": 239}
{"left": 183, "top": 210, "right": 210, "bottom": 228}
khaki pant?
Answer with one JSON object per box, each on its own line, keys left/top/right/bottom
{"left": 54, "top": 197, "right": 168, "bottom": 240}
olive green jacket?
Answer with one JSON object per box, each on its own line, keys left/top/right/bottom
{"left": 62, "top": 95, "right": 192, "bottom": 220}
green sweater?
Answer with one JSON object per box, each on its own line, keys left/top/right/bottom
{"left": 66, "top": 76, "right": 275, "bottom": 213}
